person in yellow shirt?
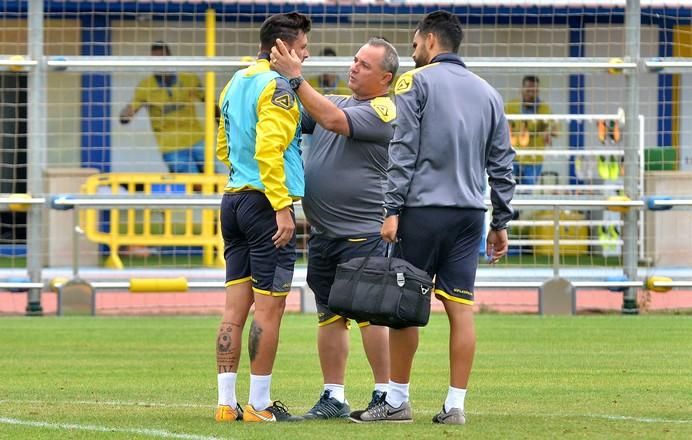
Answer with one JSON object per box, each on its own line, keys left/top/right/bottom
{"left": 119, "top": 41, "right": 207, "bottom": 173}
{"left": 307, "top": 47, "right": 350, "bottom": 95}
{"left": 505, "top": 75, "right": 559, "bottom": 185}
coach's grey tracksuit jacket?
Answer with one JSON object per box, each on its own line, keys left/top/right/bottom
{"left": 383, "top": 53, "right": 516, "bottom": 230}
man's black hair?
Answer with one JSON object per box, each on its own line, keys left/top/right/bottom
{"left": 259, "top": 12, "right": 312, "bottom": 53}
{"left": 416, "top": 10, "right": 463, "bottom": 53}
{"left": 320, "top": 47, "right": 337, "bottom": 57}
{"left": 151, "top": 41, "right": 171, "bottom": 56}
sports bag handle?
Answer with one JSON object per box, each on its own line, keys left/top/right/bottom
{"left": 374, "top": 241, "right": 406, "bottom": 320}
{"left": 348, "top": 238, "right": 387, "bottom": 315}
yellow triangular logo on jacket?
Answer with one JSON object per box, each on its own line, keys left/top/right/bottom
{"left": 370, "top": 97, "right": 396, "bottom": 123}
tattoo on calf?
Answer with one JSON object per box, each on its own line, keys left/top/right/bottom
{"left": 216, "top": 322, "right": 236, "bottom": 374}
{"left": 248, "top": 321, "right": 263, "bottom": 362}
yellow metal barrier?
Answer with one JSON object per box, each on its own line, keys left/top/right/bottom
{"left": 130, "top": 277, "right": 188, "bottom": 292}
{"left": 81, "top": 173, "right": 226, "bottom": 269}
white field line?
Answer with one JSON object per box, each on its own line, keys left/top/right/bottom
{"left": 0, "top": 417, "right": 224, "bottom": 440}
{"left": 590, "top": 414, "right": 692, "bottom": 425}
{"left": 468, "top": 410, "right": 692, "bottom": 425}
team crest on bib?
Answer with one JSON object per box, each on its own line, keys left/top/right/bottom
{"left": 272, "top": 91, "right": 295, "bottom": 110}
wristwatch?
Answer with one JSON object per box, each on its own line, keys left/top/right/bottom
{"left": 288, "top": 75, "right": 304, "bottom": 90}
{"left": 383, "top": 207, "right": 400, "bottom": 218}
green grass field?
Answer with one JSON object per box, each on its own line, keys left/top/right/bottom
{"left": 1, "top": 314, "right": 691, "bottom": 439}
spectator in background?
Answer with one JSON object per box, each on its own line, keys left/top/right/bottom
{"left": 119, "top": 41, "right": 209, "bottom": 173}
{"left": 308, "top": 47, "right": 350, "bottom": 95}
{"left": 505, "top": 75, "right": 559, "bottom": 185}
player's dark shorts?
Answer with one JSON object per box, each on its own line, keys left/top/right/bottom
{"left": 307, "top": 233, "right": 386, "bottom": 325}
{"left": 220, "top": 191, "right": 296, "bottom": 297}
{"left": 395, "top": 207, "right": 484, "bottom": 305}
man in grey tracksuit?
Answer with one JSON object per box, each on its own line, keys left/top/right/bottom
{"left": 351, "top": 11, "right": 515, "bottom": 425}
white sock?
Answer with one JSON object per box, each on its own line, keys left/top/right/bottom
{"left": 248, "top": 374, "right": 272, "bottom": 410}
{"left": 374, "top": 383, "right": 388, "bottom": 394}
{"left": 324, "top": 384, "right": 345, "bottom": 403}
{"left": 217, "top": 372, "right": 237, "bottom": 407}
{"left": 385, "top": 380, "right": 409, "bottom": 408}
{"left": 444, "top": 386, "right": 467, "bottom": 412}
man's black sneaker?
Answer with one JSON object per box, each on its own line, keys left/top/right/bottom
{"left": 303, "top": 390, "right": 350, "bottom": 420}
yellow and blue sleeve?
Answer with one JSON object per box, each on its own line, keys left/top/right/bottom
{"left": 254, "top": 80, "right": 300, "bottom": 211}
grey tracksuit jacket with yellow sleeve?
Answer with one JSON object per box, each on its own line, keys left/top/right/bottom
{"left": 384, "top": 53, "right": 516, "bottom": 230}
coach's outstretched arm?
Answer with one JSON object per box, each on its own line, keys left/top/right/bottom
{"left": 271, "top": 39, "right": 350, "bottom": 136}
